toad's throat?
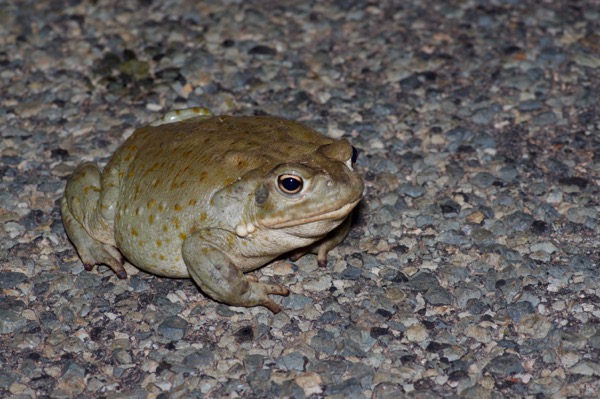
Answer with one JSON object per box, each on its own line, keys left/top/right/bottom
{"left": 260, "top": 198, "right": 361, "bottom": 229}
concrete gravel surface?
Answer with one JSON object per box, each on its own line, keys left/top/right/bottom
{"left": 1, "top": 0, "right": 600, "bottom": 398}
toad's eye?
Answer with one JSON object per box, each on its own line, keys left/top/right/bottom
{"left": 278, "top": 174, "right": 303, "bottom": 194}
{"left": 351, "top": 146, "right": 358, "bottom": 164}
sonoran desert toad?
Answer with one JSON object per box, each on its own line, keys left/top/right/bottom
{"left": 61, "top": 108, "right": 364, "bottom": 312}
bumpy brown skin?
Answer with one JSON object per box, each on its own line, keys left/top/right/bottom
{"left": 61, "top": 110, "right": 364, "bottom": 313}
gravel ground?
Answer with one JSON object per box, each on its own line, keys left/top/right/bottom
{"left": 2, "top": 0, "right": 600, "bottom": 398}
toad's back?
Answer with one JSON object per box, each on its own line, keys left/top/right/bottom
{"left": 104, "top": 115, "right": 339, "bottom": 276}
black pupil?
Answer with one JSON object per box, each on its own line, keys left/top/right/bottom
{"left": 281, "top": 177, "right": 301, "bottom": 192}
{"left": 351, "top": 146, "right": 358, "bottom": 163}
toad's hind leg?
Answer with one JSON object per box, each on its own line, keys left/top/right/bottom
{"left": 61, "top": 162, "right": 127, "bottom": 279}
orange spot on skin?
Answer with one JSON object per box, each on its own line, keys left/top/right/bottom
{"left": 149, "top": 214, "right": 155, "bottom": 224}
{"left": 162, "top": 224, "right": 168, "bottom": 232}
{"left": 188, "top": 199, "right": 197, "bottom": 206}
{"left": 131, "top": 228, "right": 138, "bottom": 236}
{"left": 156, "top": 239, "right": 162, "bottom": 247}
{"left": 200, "top": 212, "right": 207, "bottom": 221}
{"left": 158, "top": 203, "right": 164, "bottom": 212}
{"left": 147, "top": 199, "right": 156, "bottom": 208}
{"left": 179, "top": 232, "right": 187, "bottom": 240}
{"left": 173, "top": 217, "right": 180, "bottom": 229}
{"left": 159, "top": 255, "right": 166, "bottom": 260}
{"left": 174, "top": 203, "right": 183, "bottom": 211}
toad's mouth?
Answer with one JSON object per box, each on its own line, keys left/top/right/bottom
{"left": 261, "top": 197, "right": 362, "bottom": 229}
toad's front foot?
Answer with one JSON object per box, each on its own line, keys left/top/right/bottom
{"left": 249, "top": 281, "right": 290, "bottom": 313}
{"left": 183, "top": 233, "right": 290, "bottom": 313}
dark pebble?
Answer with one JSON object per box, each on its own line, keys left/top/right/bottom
{"left": 157, "top": 316, "right": 187, "bottom": 341}
{"left": 486, "top": 354, "right": 525, "bottom": 377}
{"left": 424, "top": 286, "right": 454, "bottom": 306}
{"left": 406, "top": 272, "right": 440, "bottom": 292}
{"left": 558, "top": 176, "right": 589, "bottom": 189}
{"left": 0, "top": 272, "right": 27, "bottom": 289}
{"left": 505, "top": 211, "right": 534, "bottom": 232}
{"left": 505, "top": 301, "right": 535, "bottom": 322}
{"left": 398, "top": 183, "right": 427, "bottom": 198}
{"left": 248, "top": 45, "right": 277, "bottom": 56}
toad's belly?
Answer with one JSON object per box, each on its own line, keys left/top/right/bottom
{"left": 113, "top": 212, "right": 191, "bottom": 278}
{"left": 117, "top": 235, "right": 191, "bottom": 278}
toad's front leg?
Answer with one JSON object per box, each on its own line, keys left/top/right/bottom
{"left": 182, "top": 232, "right": 289, "bottom": 313}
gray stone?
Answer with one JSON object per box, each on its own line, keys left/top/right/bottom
{"left": 470, "top": 227, "right": 496, "bottom": 245}
{"left": 528, "top": 376, "right": 564, "bottom": 396}
{"left": 505, "top": 211, "right": 534, "bottom": 232}
{"left": 372, "top": 205, "right": 399, "bottom": 224}
{"left": 471, "top": 172, "right": 496, "bottom": 188}
{"left": 277, "top": 352, "right": 306, "bottom": 371}
{"left": 0, "top": 309, "right": 27, "bottom": 334}
{"left": 310, "top": 330, "right": 337, "bottom": 354}
{"left": 157, "top": 315, "right": 188, "bottom": 341}
{"left": 473, "top": 132, "right": 496, "bottom": 149}
{"left": 372, "top": 382, "right": 404, "bottom": 399}
{"left": 243, "top": 354, "right": 264, "bottom": 371}
{"left": 281, "top": 293, "right": 314, "bottom": 310}
{"left": 0, "top": 272, "right": 28, "bottom": 289}
{"left": 398, "top": 183, "right": 427, "bottom": 198}
{"left": 424, "top": 286, "right": 454, "bottom": 306}
{"left": 406, "top": 272, "right": 440, "bottom": 292}
{"left": 324, "top": 377, "right": 364, "bottom": 398}
{"left": 341, "top": 265, "right": 363, "bottom": 280}
{"left": 74, "top": 272, "right": 103, "bottom": 290}
{"left": 437, "top": 229, "right": 469, "bottom": 246}
{"left": 569, "top": 255, "right": 594, "bottom": 271}
{"left": 486, "top": 354, "right": 524, "bottom": 376}
{"left": 505, "top": 301, "right": 534, "bottom": 322}
{"left": 471, "top": 106, "right": 497, "bottom": 125}
{"left": 518, "top": 99, "right": 543, "bottom": 111}
{"left": 571, "top": 361, "right": 600, "bottom": 376}
{"left": 533, "top": 111, "right": 558, "bottom": 125}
